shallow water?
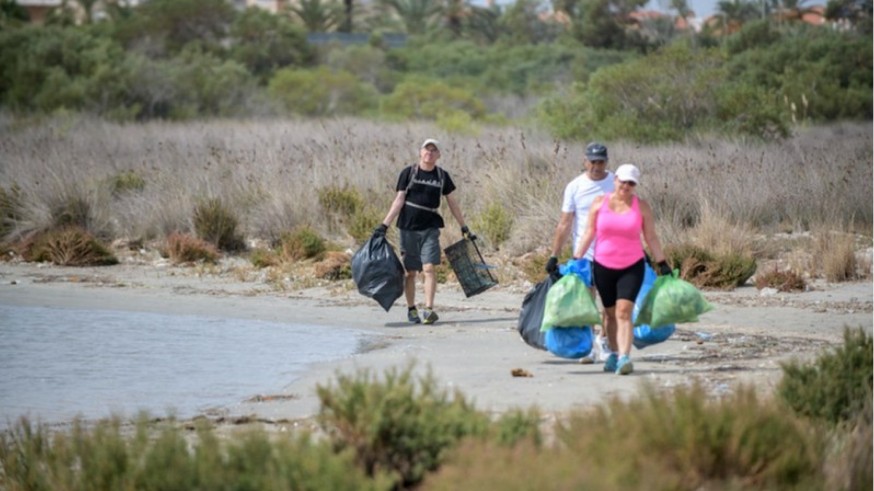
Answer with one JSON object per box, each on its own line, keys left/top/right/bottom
{"left": 0, "top": 304, "right": 362, "bottom": 428}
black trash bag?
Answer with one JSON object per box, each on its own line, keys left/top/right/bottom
{"left": 352, "top": 235, "right": 405, "bottom": 312}
{"left": 516, "top": 274, "right": 558, "bottom": 351}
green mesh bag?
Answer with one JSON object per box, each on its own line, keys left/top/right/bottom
{"left": 541, "top": 273, "right": 601, "bottom": 331}
{"left": 635, "top": 271, "right": 713, "bottom": 327}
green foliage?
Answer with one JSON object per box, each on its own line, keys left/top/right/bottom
{"left": 471, "top": 202, "right": 514, "bottom": 249}
{"left": 25, "top": 226, "right": 118, "bottom": 266}
{"left": 268, "top": 66, "right": 378, "bottom": 116}
{"left": 778, "top": 327, "right": 873, "bottom": 425}
{"left": 108, "top": 170, "right": 146, "bottom": 196}
{"left": 0, "top": 25, "right": 130, "bottom": 114}
{"left": 380, "top": 75, "right": 485, "bottom": 122}
{"left": 280, "top": 225, "right": 326, "bottom": 261}
{"left": 229, "top": 8, "right": 313, "bottom": 82}
{"left": 315, "top": 363, "right": 491, "bottom": 488}
{"left": 725, "top": 25, "right": 873, "bottom": 121}
{"left": 540, "top": 43, "right": 727, "bottom": 142}
{"left": 249, "top": 248, "right": 280, "bottom": 268}
{"left": 113, "top": 0, "right": 236, "bottom": 57}
{"left": 0, "top": 416, "right": 384, "bottom": 489}
{"left": 193, "top": 198, "right": 245, "bottom": 252}
{"left": 318, "top": 185, "right": 364, "bottom": 218}
{"left": 665, "top": 244, "right": 757, "bottom": 289}
{"left": 324, "top": 44, "right": 396, "bottom": 92}
{"left": 347, "top": 206, "right": 384, "bottom": 245}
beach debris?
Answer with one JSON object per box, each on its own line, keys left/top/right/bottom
{"left": 511, "top": 368, "right": 533, "bottom": 378}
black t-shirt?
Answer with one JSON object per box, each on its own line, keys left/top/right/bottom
{"left": 394, "top": 165, "right": 457, "bottom": 231}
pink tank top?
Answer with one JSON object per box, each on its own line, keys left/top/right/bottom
{"left": 594, "top": 193, "right": 644, "bottom": 269}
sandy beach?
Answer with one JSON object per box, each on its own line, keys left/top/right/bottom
{"left": 1, "top": 257, "right": 871, "bottom": 433}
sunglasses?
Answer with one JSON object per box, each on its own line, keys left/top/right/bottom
{"left": 619, "top": 180, "right": 637, "bottom": 187}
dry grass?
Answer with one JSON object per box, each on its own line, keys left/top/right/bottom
{"left": 164, "top": 232, "right": 220, "bottom": 264}
{"left": 1, "top": 115, "right": 870, "bottom": 281}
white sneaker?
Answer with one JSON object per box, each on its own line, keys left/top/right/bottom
{"left": 579, "top": 334, "right": 601, "bottom": 364}
{"left": 596, "top": 334, "right": 614, "bottom": 363}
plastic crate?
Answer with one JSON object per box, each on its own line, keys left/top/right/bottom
{"left": 443, "top": 238, "right": 498, "bottom": 298}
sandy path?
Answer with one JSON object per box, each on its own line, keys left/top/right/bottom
{"left": 1, "top": 261, "right": 870, "bottom": 431}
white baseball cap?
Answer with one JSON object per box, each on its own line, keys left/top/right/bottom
{"left": 421, "top": 138, "right": 440, "bottom": 150}
{"left": 615, "top": 163, "right": 641, "bottom": 184}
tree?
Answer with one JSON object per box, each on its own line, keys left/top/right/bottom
{"left": 116, "top": 0, "right": 237, "bottom": 57}
{"left": 288, "top": 0, "right": 342, "bottom": 32}
{"left": 230, "top": 7, "right": 313, "bottom": 82}
{"left": 825, "top": 0, "right": 872, "bottom": 33}
{"left": 713, "top": 0, "right": 762, "bottom": 34}
{"left": 378, "top": 0, "right": 442, "bottom": 34}
{"left": 572, "top": 0, "right": 648, "bottom": 50}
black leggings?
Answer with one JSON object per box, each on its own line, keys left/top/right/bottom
{"left": 593, "top": 258, "right": 645, "bottom": 308}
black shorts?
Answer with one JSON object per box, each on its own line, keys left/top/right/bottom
{"left": 593, "top": 258, "right": 645, "bottom": 308}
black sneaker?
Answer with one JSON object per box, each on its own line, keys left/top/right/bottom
{"left": 422, "top": 309, "right": 439, "bottom": 325}
{"left": 407, "top": 307, "right": 421, "bottom": 324}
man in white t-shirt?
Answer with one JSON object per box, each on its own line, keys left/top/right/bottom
{"left": 545, "top": 142, "right": 614, "bottom": 363}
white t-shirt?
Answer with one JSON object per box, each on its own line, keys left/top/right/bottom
{"left": 560, "top": 171, "right": 615, "bottom": 260}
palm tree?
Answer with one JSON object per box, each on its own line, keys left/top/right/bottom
{"left": 378, "top": 0, "right": 442, "bottom": 34}
{"left": 289, "top": 0, "right": 341, "bottom": 32}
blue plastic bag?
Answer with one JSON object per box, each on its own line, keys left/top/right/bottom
{"left": 559, "top": 258, "right": 592, "bottom": 287}
{"left": 632, "top": 263, "right": 676, "bottom": 349}
{"left": 545, "top": 326, "right": 593, "bottom": 359}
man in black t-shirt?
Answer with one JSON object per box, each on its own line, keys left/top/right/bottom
{"left": 372, "top": 139, "right": 474, "bottom": 324}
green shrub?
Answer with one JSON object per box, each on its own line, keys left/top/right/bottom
{"left": 193, "top": 197, "right": 245, "bottom": 252}
{"left": 665, "top": 244, "right": 757, "bottom": 290}
{"left": 249, "top": 247, "right": 280, "bottom": 268}
{"left": 315, "top": 364, "right": 491, "bottom": 488}
{"left": 268, "top": 66, "right": 378, "bottom": 117}
{"left": 778, "top": 327, "right": 873, "bottom": 426}
{"left": 0, "top": 416, "right": 385, "bottom": 490}
{"left": 380, "top": 76, "right": 486, "bottom": 122}
{"left": 24, "top": 226, "right": 118, "bottom": 266}
{"left": 428, "top": 383, "right": 825, "bottom": 489}
{"left": 471, "top": 202, "right": 514, "bottom": 250}
{"left": 318, "top": 185, "right": 363, "bottom": 219}
{"left": 108, "top": 170, "right": 146, "bottom": 196}
{"left": 347, "top": 206, "right": 384, "bottom": 245}
{"left": 279, "top": 225, "right": 325, "bottom": 261}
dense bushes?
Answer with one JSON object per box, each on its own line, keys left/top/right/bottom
{"left": 1, "top": 3, "right": 868, "bottom": 139}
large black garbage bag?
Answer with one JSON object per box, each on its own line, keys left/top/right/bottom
{"left": 516, "top": 274, "right": 557, "bottom": 350}
{"left": 352, "top": 235, "right": 405, "bottom": 312}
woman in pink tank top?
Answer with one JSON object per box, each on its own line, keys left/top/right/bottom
{"left": 572, "top": 164, "right": 671, "bottom": 376}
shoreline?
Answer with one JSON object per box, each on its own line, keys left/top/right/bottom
{"left": 1, "top": 260, "right": 871, "bottom": 432}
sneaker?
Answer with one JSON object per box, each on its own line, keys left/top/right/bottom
{"left": 596, "top": 335, "right": 614, "bottom": 362}
{"left": 616, "top": 355, "right": 634, "bottom": 375}
{"left": 422, "top": 308, "right": 439, "bottom": 325}
{"left": 407, "top": 307, "right": 421, "bottom": 324}
{"left": 578, "top": 351, "right": 596, "bottom": 364}
{"left": 603, "top": 353, "right": 618, "bottom": 373}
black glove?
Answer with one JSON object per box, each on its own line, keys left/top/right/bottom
{"left": 373, "top": 223, "right": 388, "bottom": 237}
{"left": 545, "top": 256, "right": 559, "bottom": 275}
{"left": 657, "top": 260, "right": 672, "bottom": 276}
{"left": 461, "top": 225, "right": 477, "bottom": 241}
